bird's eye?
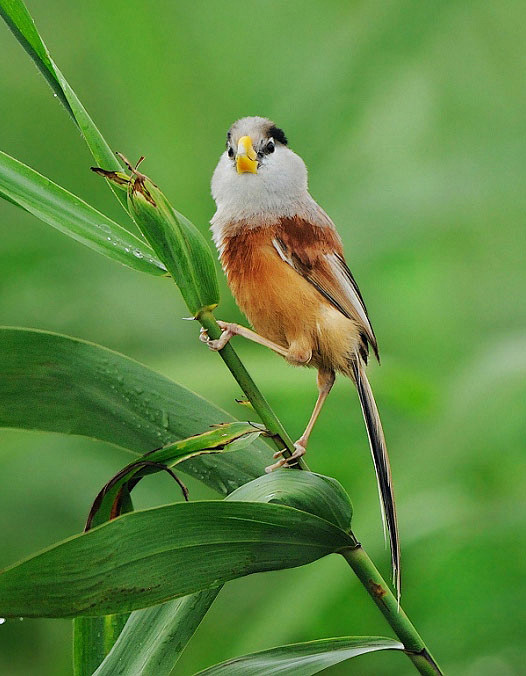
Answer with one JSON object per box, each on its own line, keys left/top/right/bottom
{"left": 227, "top": 146, "right": 234, "bottom": 158}
{"left": 266, "top": 141, "right": 275, "bottom": 154}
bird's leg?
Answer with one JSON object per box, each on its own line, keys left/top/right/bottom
{"left": 200, "top": 321, "right": 289, "bottom": 358}
{"left": 266, "top": 369, "right": 336, "bottom": 472}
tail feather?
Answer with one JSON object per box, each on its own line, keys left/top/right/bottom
{"left": 351, "top": 359, "right": 401, "bottom": 599}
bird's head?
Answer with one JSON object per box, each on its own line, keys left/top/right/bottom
{"left": 225, "top": 116, "right": 288, "bottom": 175}
{"left": 211, "top": 117, "right": 310, "bottom": 221}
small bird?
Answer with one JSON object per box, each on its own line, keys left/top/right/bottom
{"left": 202, "top": 116, "right": 399, "bottom": 592}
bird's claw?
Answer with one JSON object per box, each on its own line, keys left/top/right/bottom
{"left": 199, "top": 327, "right": 210, "bottom": 343}
{"left": 265, "top": 440, "right": 306, "bottom": 473}
{"left": 199, "top": 324, "right": 234, "bottom": 351}
{"left": 199, "top": 327, "right": 221, "bottom": 351}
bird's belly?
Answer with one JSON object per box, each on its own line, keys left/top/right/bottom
{"left": 238, "top": 261, "right": 317, "bottom": 344}
{"left": 221, "top": 233, "right": 360, "bottom": 371}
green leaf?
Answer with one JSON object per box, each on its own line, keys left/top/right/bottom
{"left": 229, "top": 470, "right": 352, "bottom": 531}
{"left": 95, "top": 471, "right": 354, "bottom": 675}
{"left": 0, "top": 327, "right": 273, "bottom": 493}
{"left": 195, "top": 636, "right": 404, "bottom": 676}
{"left": 73, "top": 488, "right": 136, "bottom": 675}
{"left": 93, "top": 590, "right": 221, "bottom": 676}
{"left": 86, "top": 422, "right": 264, "bottom": 528}
{"left": 0, "top": 151, "right": 166, "bottom": 275}
{"left": 0, "top": 0, "right": 127, "bottom": 208}
{"left": 0, "top": 501, "right": 354, "bottom": 618}
{"left": 125, "top": 422, "right": 263, "bottom": 470}
{"left": 74, "top": 614, "right": 130, "bottom": 676}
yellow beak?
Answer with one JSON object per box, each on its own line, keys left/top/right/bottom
{"left": 236, "top": 136, "right": 258, "bottom": 174}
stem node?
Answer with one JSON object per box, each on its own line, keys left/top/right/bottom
{"left": 342, "top": 543, "right": 443, "bottom": 676}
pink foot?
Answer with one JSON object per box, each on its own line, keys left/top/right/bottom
{"left": 265, "top": 440, "right": 306, "bottom": 473}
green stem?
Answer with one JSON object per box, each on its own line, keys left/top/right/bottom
{"left": 199, "top": 310, "right": 308, "bottom": 468}
{"left": 341, "top": 543, "right": 443, "bottom": 676}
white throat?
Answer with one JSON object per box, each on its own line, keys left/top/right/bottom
{"left": 210, "top": 145, "right": 331, "bottom": 244}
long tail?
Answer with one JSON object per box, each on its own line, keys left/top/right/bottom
{"left": 351, "top": 359, "right": 401, "bottom": 599}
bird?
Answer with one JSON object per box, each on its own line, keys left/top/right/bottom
{"left": 201, "top": 116, "right": 400, "bottom": 593}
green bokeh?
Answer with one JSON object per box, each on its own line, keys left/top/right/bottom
{"left": 1, "top": 1, "right": 525, "bottom": 674}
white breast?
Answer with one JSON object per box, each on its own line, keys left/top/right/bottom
{"left": 210, "top": 145, "right": 333, "bottom": 246}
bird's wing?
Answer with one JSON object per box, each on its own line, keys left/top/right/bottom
{"left": 273, "top": 217, "right": 379, "bottom": 360}
{"left": 274, "top": 218, "right": 398, "bottom": 593}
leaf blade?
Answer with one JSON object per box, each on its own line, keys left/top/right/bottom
{"left": 229, "top": 470, "right": 352, "bottom": 531}
{"left": 195, "top": 636, "right": 404, "bottom": 676}
{"left": 73, "top": 614, "right": 130, "bottom": 676}
{"left": 95, "top": 470, "right": 352, "bottom": 675}
{"left": 0, "top": 0, "right": 71, "bottom": 114}
{"left": 93, "top": 590, "right": 221, "bottom": 676}
{"left": 0, "top": 151, "right": 165, "bottom": 275}
{"left": 0, "top": 0, "right": 127, "bottom": 209}
{"left": 0, "top": 327, "right": 272, "bottom": 494}
{"left": 85, "top": 422, "right": 263, "bottom": 528}
{"left": 0, "top": 501, "right": 354, "bottom": 618}
{"left": 74, "top": 471, "right": 137, "bottom": 673}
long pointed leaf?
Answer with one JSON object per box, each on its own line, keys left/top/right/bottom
{"left": 74, "top": 486, "right": 137, "bottom": 675}
{"left": 0, "top": 501, "right": 354, "bottom": 618}
{"left": 195, "top": 636, "right": 404, "bottom": 676}
{"left": 74, "top": 610, "right": 130, "bottom": 676}
{"left": 0, "top": 151, "right": 166, "bottom": 275}
{"left": 77, "top": 421, "right": 251, "bottom": 675}
{"left": 86, "top": 422, "right": 263, "bottom": 528}
{"left": 93, "top": 590, "right": 221, "bottom": 676}
{"left": 95, "top": 471, "right": 354, "bottom": 676}
{"left": 0, "top": 0, "right": 127, "bottom": 207}
{"left": 0, "top": 327, "right": 272, "bottom": 493}
{"left": 145, "top": 423, "right": 263, "bottom": 468}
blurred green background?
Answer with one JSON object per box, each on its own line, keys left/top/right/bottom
{"left": 1, "top": 1, "right": 525, "bottom": 674}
